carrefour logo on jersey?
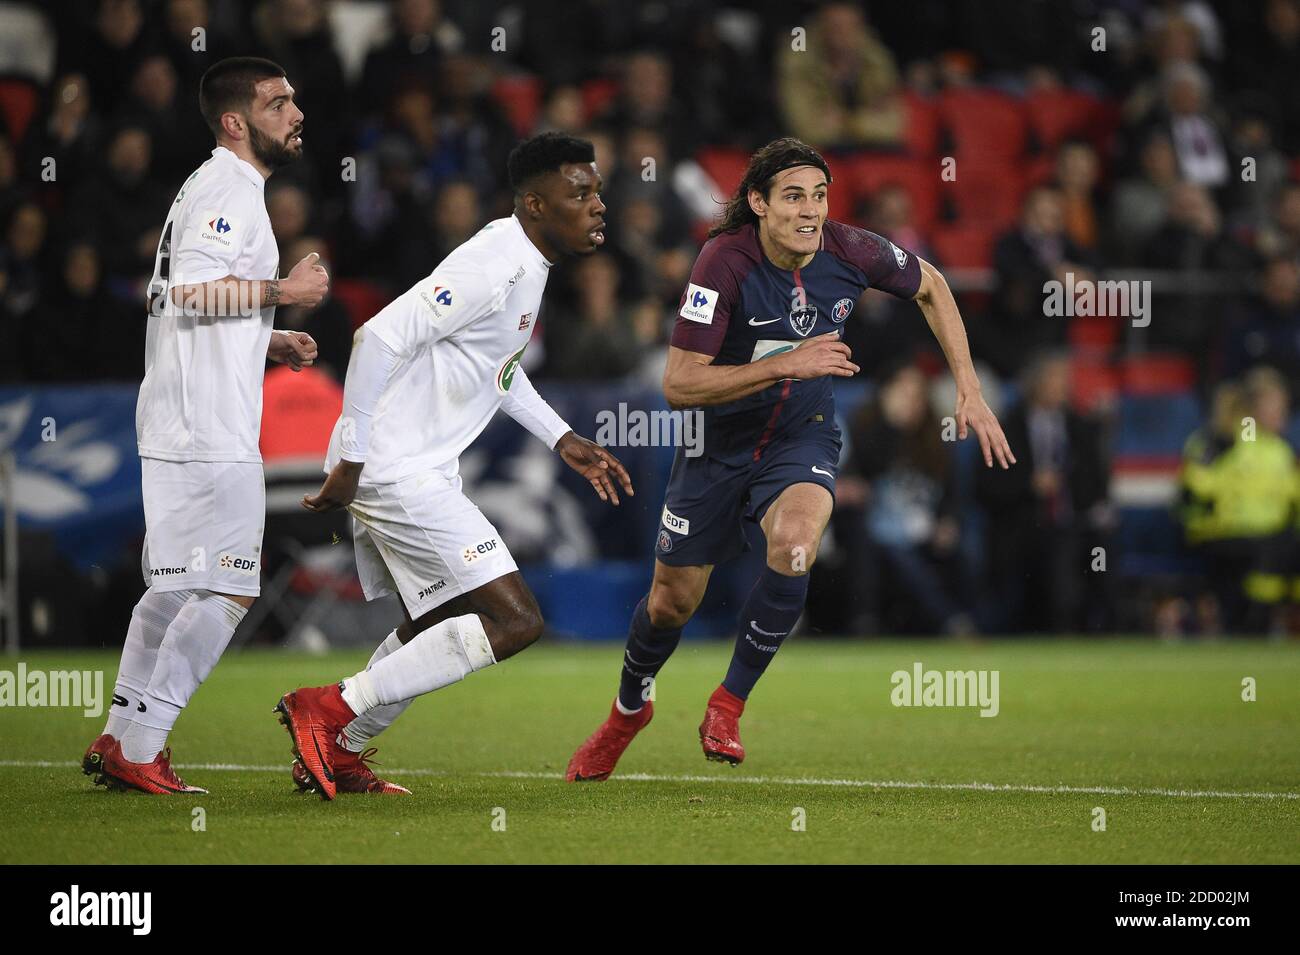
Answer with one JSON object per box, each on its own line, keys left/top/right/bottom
{"left": 679, "top": 283, "right": 717, "bottom": 324}
{"left": 199, "top": 210, "right": 235, "bottom": 247}
{"left": 419, "top": 283, "right": 455, "bottom": 317}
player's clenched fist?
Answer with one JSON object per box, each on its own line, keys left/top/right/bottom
{"left": 283, "top": 251, "right": 330, "bottom": 308}
{"left": 776, "top": 331, "right": 860, "bottom": 380}
{"left": 302, "top": 459, "right": 363, "bottom": 512}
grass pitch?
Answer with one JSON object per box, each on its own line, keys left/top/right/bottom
{"left": 1, "top": 638, "right": 1296, "bottom": 864}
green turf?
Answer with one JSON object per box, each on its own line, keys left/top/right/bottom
{"left": 1, "top": 639, "right": 1297, "bottom": 863}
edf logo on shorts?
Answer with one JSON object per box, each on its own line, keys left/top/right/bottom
{"left": 679, "top": 283, "right": 717, "bottom": 324}
{"left": 662, "top": 506, "right": 690, "bottom": 535}
{"left": 462, "top": 537, "right": 500, "bottom": 565}
{"left": 218, "top": 554, "right": 257, "bottom": 575}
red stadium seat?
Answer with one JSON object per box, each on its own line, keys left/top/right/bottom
{"left": 491, "top": 74, "right": 543, "bottom": 137}
{"left": 0, "top": 77, "right": 39, "bottom": 145}
{"left": 1121, "top": 354, "right": 1197, "bottom": 394}
{"left": 1025, "top": 88, "right": 1099, "bottom": 151}
{"left": 260, "top": 365, "right": 344, "bottom": 463}
{"left": 1070, "top": 357, "right": 1121, "bottom": 414}
{"left": 331, "top": 278, "right": 390, "bottom": 331}
{"left": 841, "top": 154, "right": 941, "bottom": 232}
{"left": 1069, "top": 312, "right": 1121, "bottom": 349}
{"left": 930, "top": 223, "right": 999, "bottom": 269}
{"left": 902, "top": 91, "right": 940, "bottom": 158}
{"left": 695, "top": 146, "right": 750, "bottom": 200}
{"left": 937, "top": 89, "right": 1027, "bottom": 160}
{"left": 1023, "top": 154, "right": 1057, "bottom": 189}
{"left": 581, "top": 77, "right": 620, "bottom": 123}
{"left": 944, "top": 158, "right": 1026, "bottom": 231}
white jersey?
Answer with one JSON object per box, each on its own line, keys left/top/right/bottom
{"left": 325, "top": 214, "right": 552, "bottom": 485}
{"left": 136, "top": 146, "right": 279, "bottom": 463}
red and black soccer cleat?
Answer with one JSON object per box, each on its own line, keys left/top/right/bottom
{"left": 99, "top": 741, "right": 208, "bottom": 794}
{"left": 699, "top": 685, "right": 746, "bottom": 765}
{"left": 274, "top": 684, "right": 357, "bottom": 801}
{"left": 290, "top": 744, "right": 411, "bottom": 795}
{"left": 81, "top": 733, "right": 115, "bottom": 783}
{"left": 566, "top": 699, "right": 654, "bottom": 781}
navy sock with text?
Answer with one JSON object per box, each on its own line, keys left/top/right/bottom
{"left": 617, "top": 596, "right": 683, "bottom": 712}
{"left": 722, "top": 567, "right": 808, "bottom": 700}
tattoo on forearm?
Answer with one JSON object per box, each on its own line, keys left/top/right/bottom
{"left": 263, "top": 280, "right": 281, "bottom": 307}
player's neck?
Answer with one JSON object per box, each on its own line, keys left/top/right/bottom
{"left": 514, "top": 211, "right": 560, "bottom": 264}
{"left": 758, "top": 226, "right": 814, "bottom": 272}
{"left": 217, "top": 139, "right": 272, "bottom": 181}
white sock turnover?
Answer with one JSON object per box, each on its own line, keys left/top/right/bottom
{"left": 340, "top": 614, "right": 495, "bottom": 717}
{"left": 104, "top": 589, "right": 191, "bottom": 739}
{"left": 120, "top": 592, "right": 247, "bottom": 764}
{"left": 337, "top": 630, "right": 413, "bottom": 752}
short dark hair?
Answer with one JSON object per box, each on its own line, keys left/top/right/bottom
{"left": 507, "top": 132, "right": 596, "bottom": 195}
{"left": 709, "top": 137, "right": 832, "bottom": 238}
{"left": 198, "top": 57, "right": 287, "bottom": 139}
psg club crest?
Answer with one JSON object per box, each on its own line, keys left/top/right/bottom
{"left": 788, "top": 285, "right": 818, "bottom": 337}
{"left": 832, "top": 297, "right": 854, "bottom": 322}
{"left": 657, "top": 529, "right": 673, "bottom": 553}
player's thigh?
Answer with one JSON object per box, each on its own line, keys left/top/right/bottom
{"left": 654, "top": 450, "right": 750, "bottom": 568}
{"left": 647, "top": 559, "right": 713, "bottom": 626}
{"left": 349, "top": 471, "right": 522, "bottom": 628}
{"left": 139, "top": 459, "right": 264, "bottom": 598}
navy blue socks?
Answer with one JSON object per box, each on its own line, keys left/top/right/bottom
{"left": 617, "top": 596, "right": 683, "bottom": 712}
{"left": 722, "top": 567, "right": 808, "bottom": 700}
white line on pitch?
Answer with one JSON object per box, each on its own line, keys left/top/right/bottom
{"left": 3, "top": 759, "right": 1296, "bottom": 800}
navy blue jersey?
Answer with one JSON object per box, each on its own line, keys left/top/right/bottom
{"left": 670, "top": 220, "right": 922, "bottom": 462}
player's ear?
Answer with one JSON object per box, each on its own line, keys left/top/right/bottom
{"left": 520, "top": 189, "right": 544, "bottom": 220}
{"left": 221, "top": 111, "right": 243, "bottom": 141}
{"left": 747, "top": 187, "right": 768, "bottom": 219}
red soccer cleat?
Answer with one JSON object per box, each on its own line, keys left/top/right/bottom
{"left": 81, "top": 733, "right": 115, "bottom": 783}
{"left": 274, "top": 684, "right": 357, "bottom": 801}
{"left": 699, "top": 685, "right": 746, "bottom": 765}
{"left": 290, "top": 744, "right": 411, "bottom": 795}
{"left": 566, "top": 699, "right": 654, "bottom": 781}
{"left": 99, "top": 741, "right": 208, "bottom": 794}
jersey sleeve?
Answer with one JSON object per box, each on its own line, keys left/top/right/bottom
{"left": 365, "top": 254, "right": 509, "bottom": 358}
{"left": 170, "top": 182, "right": 265, "bottom": 284}
{"left": 668, "top": 240, "right": 742, "bottom": 358}
{"left": 839, "top": 225, "right": 922, "bottom": 300}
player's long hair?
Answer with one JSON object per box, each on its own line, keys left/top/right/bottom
{"left": 707, "top": 137, "right": 833, "bottom": 238}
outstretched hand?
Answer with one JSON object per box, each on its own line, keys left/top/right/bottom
{"left": 956, "top": 390, "right": 1016, "bottom": 469}
{"left": 556, "top": 432, "right": 634, "bottom": 505}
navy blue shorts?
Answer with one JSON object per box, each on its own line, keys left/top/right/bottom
{"left": 654, "top": 426, "right": 841, "bottom": 567}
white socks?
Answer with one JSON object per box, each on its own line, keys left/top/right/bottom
{"left": 337, "top": 631, "right": 413, "bottom": 753}
{"left": 120, "top": 592, "right": 247, "bottom": 764}
{"left": 104, "top": 589, "right": 192, "bottom": 739}
{"left": 340, "top": 614, "right": 496, "bottom": 717}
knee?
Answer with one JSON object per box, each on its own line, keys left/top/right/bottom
{"left": 497, "top": 604, "right": 544, "bottom": 657}
{"left": 646, "top": 582, "right": 699, "bottom": 629}
{"left": 766, "top": 527, "right": 820, "bottom": 575}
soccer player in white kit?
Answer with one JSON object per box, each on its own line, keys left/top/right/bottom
{"left": 83, "top": 58, "right": 328, "bottom": 794}
{"left": 277, "top": 133, "right": 632, "bottom": 799}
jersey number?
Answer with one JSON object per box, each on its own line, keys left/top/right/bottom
{"left": 146, "top": 221, "right": 174, "bottom": 318}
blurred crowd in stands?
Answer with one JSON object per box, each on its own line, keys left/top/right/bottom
{"left": 2, "top": 0, "right": 1299, "bottom": 636}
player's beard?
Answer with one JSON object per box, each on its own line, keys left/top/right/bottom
{"left": 248, "top": 120, "right": 301, "bottom": 170}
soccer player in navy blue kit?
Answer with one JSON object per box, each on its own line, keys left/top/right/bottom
{"left": 567, "top": 138, "right": 1015, "bottom": 780}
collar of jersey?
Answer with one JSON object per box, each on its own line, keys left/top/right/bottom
{"left": 211, "top": 146, "right": 267, "bottom": 190}
{"left": 510, "top": 213, "right": 553, "bottom": 270}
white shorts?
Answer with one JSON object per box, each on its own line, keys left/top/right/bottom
{"left": 348, "top": 469, "right": 517, "bottom": 619}
{"left": 139, "top": 458, "right": 265, "bottom": 597}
